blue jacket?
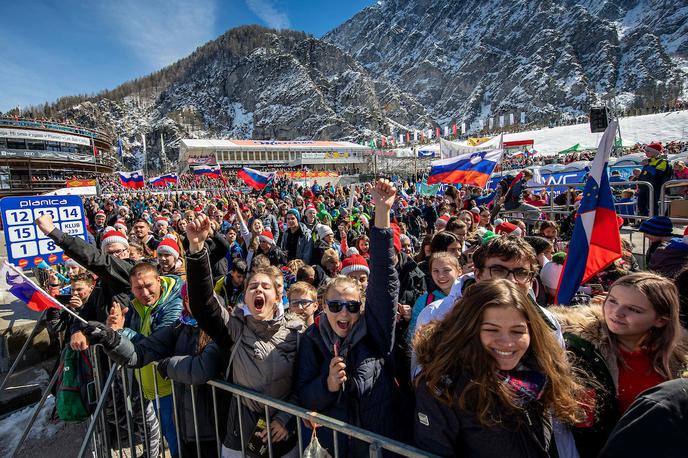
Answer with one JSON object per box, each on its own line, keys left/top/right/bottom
{"left": 296, "top": 227, "right": 401, "bottom": 456}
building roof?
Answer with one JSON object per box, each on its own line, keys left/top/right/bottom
{"left": 180, "top": 139, "right": 369, "bottom": 151}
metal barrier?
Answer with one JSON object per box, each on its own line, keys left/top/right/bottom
{"left": 659, "top": 179, "right": 688, "bottom": 225}
{"left": 5, "top": 346, "right": 437, "bottom": 458}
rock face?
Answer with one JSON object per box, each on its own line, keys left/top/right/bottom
{"left": 48, "top": 26, "right": 433, "bottom": 170}
{"left": 324, "top": 0, "right": 688, "bottom": 127}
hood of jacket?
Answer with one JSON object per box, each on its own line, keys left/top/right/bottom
{"left": 132, "top": 275, "right": 183, "bottom": 326}
{"left": 551, "top": 304, "right": 688, "bottom": 382}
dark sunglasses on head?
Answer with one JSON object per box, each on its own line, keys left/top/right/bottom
{"left": 326, "top": 300, "right": 362, "bottom": 314}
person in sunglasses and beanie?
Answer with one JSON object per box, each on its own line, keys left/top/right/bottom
{"left": 296, "top": 179, "right": 401, "bottom": 456}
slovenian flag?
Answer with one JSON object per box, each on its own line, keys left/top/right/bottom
{"left": 2, "top": 262, "right": 62, "bottom": 312}
{"left": 237, "top": 167, "right": 274, "bottom": 191}
{"left": 427, "top": 149, "right": 503, "bottom": 188}
{"left": 193, "top": 165, "right": 222, "bottom": 179}
{"left": 150, "top": 173, "right": 178, "bottom": 186}
{"left": 118, "top": 170, "right": 145, "bottom": 189}
{"left": 555, "top": 121, "right": 622, "bottom": 305}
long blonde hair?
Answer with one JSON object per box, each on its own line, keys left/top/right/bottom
{"left": 604, "top": 272, "right": 681, "bottom": 379}
{"left": 414, "top": 279, "right": 584, "bottom": 426}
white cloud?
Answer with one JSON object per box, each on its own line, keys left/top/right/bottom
{"left": 246, "top": 0, "right": 291, "bottom": 30}
{"left": 101, "top": 0, "right": 218, "bottom": 70}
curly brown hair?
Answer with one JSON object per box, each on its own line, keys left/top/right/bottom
{"left": 414, "top": 279, "right": 584, "bottom": 426}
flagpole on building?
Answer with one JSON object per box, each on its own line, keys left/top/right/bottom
{"left": 142, "top": 133, "right": 147, "bottom": 177}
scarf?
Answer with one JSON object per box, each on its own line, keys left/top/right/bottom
{"left": 497, "top": 368, "right": 547, "bottom": 407}
{"left": 318, "top": 314, "right": 367, "bottom": 360}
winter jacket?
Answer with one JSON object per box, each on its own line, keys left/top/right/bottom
{"left": 105, "top": 320, "right": 223, "bottom": 442}
{"left": 47, "top": 228, "right": 135, "bottom": 323}
{"left": 278, "top": 223, "right": 313, "bottom": 264}
{"left": 599, "top": 378, "right": 688, "bottom": 458}
{"left": 255, "top": 244, "right": 288, "bottom": 267}
{"left": 408, "top": 289, "right": 446, "bottom": 342}
{"left": 414, "top": 371, "right": 554, "bottom": 458}
{"left": 186, "top": 247, "right": 305, "bottom": 452}
{"left": 550, "top": 305, "right": 688, "bottom": 457}
{"left": 396, "top": 251, "right": 427, "bottom": 308}
{"left": 124, "top": 275, "right": 184, "bottom": 400}
{"left": 296, "top": 227, "right": 401, "bottom": 456}
{"left": 504, "top": 175, "right": 526, "bottom": 210}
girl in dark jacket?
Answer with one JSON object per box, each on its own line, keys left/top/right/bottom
{"left": 413, "top": 280, "right": 584, "bottom": 458}
{"left": 296, "top": 179, "right": 401, "bottom": 456}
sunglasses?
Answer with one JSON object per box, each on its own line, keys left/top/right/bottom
{"left": 326, "top": 300, "right": 362, "bottom": 314}
{"left": 290, "top": 299, "right": 315, "bottom": 309}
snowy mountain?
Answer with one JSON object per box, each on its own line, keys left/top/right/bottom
{"left": 49, "top": 26, "right": 434, "bottom": 170}
{"left": 324, "top": 0, "right": 688, "bottom": 127}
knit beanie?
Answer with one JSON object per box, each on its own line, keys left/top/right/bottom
{"left": 95, "top": 210, "right": 106, "bottom": 217}
{"left": 259, "top": 229, "right": 275, "bottom": 245}
{"left": 316, "top": 224, "right": 334, "bottom": 240}
{"left": 340, "top": 254, "right": 370, "bottom": 276}
{"left": 155, "top": 216, "right": 168, "bottom": 227}
{"left": 101, "top": 230, "right": 129, "bottom": 250}
{"left": 287, "top": 208, "right": 301, "bottom": 222}
{"left": 114, "top": 219, "right": 127, "bottom": 231}
{"left": 639, "top": 216, "right": 673, "bottom": 237}
{"left": 481, "top": 230, "right": 499, "bottom": 244}
{"left": 157, "top": 238, "right": 180, "bottom": 259}
{"left": 305, "top": 204, "right": 317, "bottom": 216}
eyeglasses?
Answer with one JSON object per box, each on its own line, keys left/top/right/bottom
{"left": 290, "top": 299, "right": 316, "bottom": 309}
{"left": 107, "top": 248, "right": 128, "bottom": 256}
{"left": 326, "top": 300, "right": 362, "bottom": 314}
{"left": 486, "top": 265, "right": 533, "bottom": 283}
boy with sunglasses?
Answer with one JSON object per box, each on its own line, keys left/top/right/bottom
{"left": 287, "top": 281, "right": 318, "bottom": 326}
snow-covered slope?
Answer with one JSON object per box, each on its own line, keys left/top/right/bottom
{"left": 325, "top": 0, "right": 688, "bottom": 126}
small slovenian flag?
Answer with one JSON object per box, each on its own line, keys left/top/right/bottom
{"left": 555, "top": 120, "right": 622, "bottom": 305}
{"left": 150, "top": 173, "right": 178, "bottom": 187}
{"left": 2, "top": 262, "right": 62, "bottom": 312}
{"left": 118, "top": 170, "right": 145, "bottom": 189}
{"left": 193, "top": 164, "right": 222, "bottom": 179}
{"left": 237, "top": 167, "right": 275, "bottom": 191}
{"left": 428, "top": 149, "right": 504, "bottom": 188}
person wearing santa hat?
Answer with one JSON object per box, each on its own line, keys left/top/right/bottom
{"left": 157, "top": 237, "right": 186, "bottom": 280}
{"left": 340, "top": 253, "right": 370, "bottom": 291}
{"left": 638, "top": 142, "right": 670, "bottom": 216}
{"left": 255, "top": 229, "right": 287, "bottom": 267}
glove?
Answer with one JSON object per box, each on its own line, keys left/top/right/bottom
{"left": 156, "top": 357, "right": 171, "bottom": 379}
{"left": 83, "top": 321, "right": 121, "bottom": 350}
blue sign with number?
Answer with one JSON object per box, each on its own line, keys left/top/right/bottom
{"left": 0, "top": 195, "right": 87, "bottom": 268}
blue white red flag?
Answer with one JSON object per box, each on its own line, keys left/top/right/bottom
{"left": 193, "top": 165, "right": 222, "bottom": 179}
{"left": 118, "top": 170, "right": 145, "bottom": 189}
{"left": 2, "top": 261, "right": 62, "bottom": 312}
{"left": 427, "top": 149, "right": 503, "bottom": 188}
{"left": 555, "top": 121, "right": 622, "bottom": 305}
{"left": 237, "top": 167, "right": 275, "bottom": 191}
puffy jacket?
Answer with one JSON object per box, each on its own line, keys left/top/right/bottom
{"left": 278, "top": 223, "right": 313, "bottom": 264}
{"left": 414, "top": 371, "right": 554, "bottom": 457}
{"left": 186, "top": 247, "right": 305, "bottom": 452}
{"left": 296, "top": 227, "right": 401, "bottom": 456}
{"left": 551, "top": 305, "right": 688, "bottom": 457}
{"left": 124, "top": 275, "right": 183, "bottom": 400}
{"left": 397, "top": 251, "right": 427, "bottom": 307}
{"left": 105, "top": 320, "right": 223, "bottom": 441}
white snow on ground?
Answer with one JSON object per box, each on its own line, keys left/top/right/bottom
{"left": 0, "top": 395, "right": 62, "bottom": 454}
{"left": 499, "top": 110, "right": 688, "bottom": 155}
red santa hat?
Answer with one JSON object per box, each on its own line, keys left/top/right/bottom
{"left": 155, "top": 216, "right": 169, "bottom": 227}
{"left": 256, "top": 198, "right": 265, "bottom": 205}
{"left": 340, "top": 254, "right": 370, "bottom": 276}
{"left": 643, "top": 142, "right": 663, "bottom": 155}
{"left": 259, "top": 229, "right": 275, "bottom": 245}
{"left": 114, "top": 219, "right": 127, "bottom": 230}
{"left": 95, "top": 210, "right": 106, "bottom": 217}
{"left": 156, "top": 238, "right": 180, "bottom": 259}
{"left": 305, "top": 204, "right": 317, "bottom": 215}
{"left": 495, "top": 222, "right": 523, "bottom": 237}
{"left": 101, "top": 230, "right": 129, "bottom": 250}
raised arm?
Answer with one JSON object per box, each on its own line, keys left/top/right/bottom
{"left": 35, "top": 214, "right": 132, "bottom": 289}
{"left": 185, "top": 214, "right": 235, "bottom": 348}
{"left": 365, "top": 179, "right": 399, "bottom": 357}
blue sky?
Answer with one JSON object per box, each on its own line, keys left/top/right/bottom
{"left": 0, "top": 0, "right": 374, "bottom": 113}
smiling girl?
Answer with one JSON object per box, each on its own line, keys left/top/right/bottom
{"left": 552, "top": 272, "right": 688, "bottom": 457}
{"left": 408, "top": 252, "right": 462, "bottom": 341}
{"left": 296, "top": 179, "right": 402, "bottom": 456}
{"left": 413, "top": 280, "right": 583, "bottom": 457}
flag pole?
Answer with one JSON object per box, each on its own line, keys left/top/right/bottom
{"left": 4, "top": 262, "right": 88, "bottom": 325}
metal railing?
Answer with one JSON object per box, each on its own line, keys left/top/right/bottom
{"left": 7, "top": 346, "right": 437, "bottom": 458}
{"left": 659, "top": 179, "right": 688, "bottom": 225}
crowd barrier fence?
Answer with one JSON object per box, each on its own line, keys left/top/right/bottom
{"left": 8, "top": 346, "right": 438, "bottom": 458}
